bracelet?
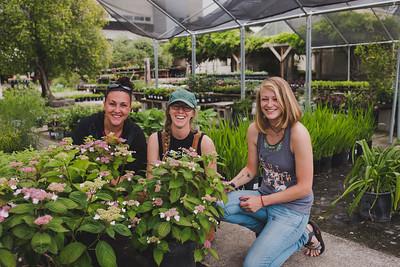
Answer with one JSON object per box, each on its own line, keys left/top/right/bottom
{"left": 260, "top": 195, "right": 265, "bottom": 206}
{"left": 229, "top": 182, "right": 237, "bottom": 189}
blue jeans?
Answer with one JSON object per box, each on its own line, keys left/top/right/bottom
{"left": 219, "top": 190, "right": 310, "bottom": 267}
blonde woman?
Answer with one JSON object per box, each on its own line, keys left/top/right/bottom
{"left": 147, "top": 88, "right": 216, "bottom": 174}
{"left": 221, "top": 77, "right": 324, "bottom": 267}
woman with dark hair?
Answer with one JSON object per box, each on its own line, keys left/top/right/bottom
{"left": 220, "top": 77, "right": 325, "bottom": 267}
{"left": 72, "top": 77, "right": 147, "bottom": 175}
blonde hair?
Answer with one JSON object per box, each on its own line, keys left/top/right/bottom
{"left": 162, "top": 106, "right": 197, "bottom": 156}
{"left": 255, "top": 77, "right": 302, "bottom": 134}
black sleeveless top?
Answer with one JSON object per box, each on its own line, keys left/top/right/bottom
{"left": 157, "top": 131, "right": 205, "bottom": 160}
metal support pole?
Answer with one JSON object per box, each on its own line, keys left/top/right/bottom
{"left": 240, "top": 26, "right": 246, "bottom": 100}
{"left": 389, "top": 48, "right": 400, "bottom": 143}
{"left": 153, "top": 39, "right": 159, "bottom": 89}
{"left": 191, "top": 34, "right": 196, "bottom": 76}
{"left": 305, "top": 15, "right": 312, "bottom": 108}
{"left": 347, "top": 46, "right": 351, "bottom": 81}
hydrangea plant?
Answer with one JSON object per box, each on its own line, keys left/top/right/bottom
{"left": 127, "top": 148, "right": 227, "bottom": 266}
{"left": 0, "top": 134, "right": 136, "bottom": 267}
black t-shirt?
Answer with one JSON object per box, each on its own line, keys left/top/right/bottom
{"left": 71, "top": 112, "right": 147, "bottom": 175}
{"left": 157, "top": 130, "right": 204, "bottom": 160}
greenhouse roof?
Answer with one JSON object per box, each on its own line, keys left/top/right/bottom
{"left": 98, "top": 0, "right": 400, "bottom": 47}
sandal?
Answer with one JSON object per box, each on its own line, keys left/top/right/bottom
{"left": 304, "top": 220, "right": 325, "bottom": 256}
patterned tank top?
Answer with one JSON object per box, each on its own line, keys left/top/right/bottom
{"left": 257, "top": 127, "right": 313, "bottom": 214}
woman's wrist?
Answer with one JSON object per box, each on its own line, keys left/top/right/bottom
{"left": 260, "top": 195, "right": 265, "bottom": 206}
{"left": 229, "top": 182, "right": 237, "bottom": 189}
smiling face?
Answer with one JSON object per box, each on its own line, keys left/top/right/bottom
{"left": 259, "top": 87, "right": 283, "bottom": 124}
{"left": 103, "top": 91, "right": 131, "bottom": 128}
{"left": 168, "top": 102, "right": 195, "bottom": 130}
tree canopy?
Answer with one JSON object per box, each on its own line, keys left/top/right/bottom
{"left": 165, "top": 29, "right": 304, "bottom": 68}
{"left": 111, "top": 37, "right": 172, "bottom": 69}
{"left": 0, "top": 0, "right": 111, "bottom": 98}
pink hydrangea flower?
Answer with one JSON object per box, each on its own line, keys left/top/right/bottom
{"left": 203, "top": 240, "right": 212, "bottom": 249}
{"left": 100, "top": 157, "right": 110, "bottom": 164}
{"left": 21, "top": 188, "right": 52, "bottom": 204}
{"left": 47, "top": 183, "right": 66, "bottom": 193}
{"left": 194, "top": 205, "right": 205, "bottom": 214}
{"left": 99, "top": 171, "right": 110, "bottom": 177}
{"left": 160, "top": 208, "right": 180, "bottom": 222}
{"left": 9, "top": 161, "right": 23, "bottom": 168}
{"left": 152, "top": 198, "right": 163, "bottom": 207}
{"left": 34, "top": 215, "right": 53, "bottom": 225}
{"left": 0, "top": 205, "right": 11, "bottom": 223}
{"left": 20, "top": 167, "right": 36, "bottom": 173}
{"left": 29, "top": 160, "right": 39, "bottom": 166}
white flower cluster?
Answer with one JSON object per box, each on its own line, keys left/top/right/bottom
{"left": 93, "top": 205, "right": 123, "bottom": 223}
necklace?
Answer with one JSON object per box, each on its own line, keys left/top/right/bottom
{"left": 264, "top": 127, "right": 285, "bottom": 152}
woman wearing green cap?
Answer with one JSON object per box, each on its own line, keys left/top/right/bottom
{"left": 147, "top": 88, "right": 216, "bottom": 172}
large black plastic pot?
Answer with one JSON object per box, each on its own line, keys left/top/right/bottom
{"left": 359, "top": 192, "right": 392, "bottom": 222}
{"left": 331, "top": 150, "right": 349, "bottom": 167}
{"left": 314, "top": 156, "right": 332, "bottom": 174}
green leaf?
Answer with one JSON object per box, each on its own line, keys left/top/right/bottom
{"left": 9, "top": 204, "right": 35, "bottom": 214}
{"left": 59, "top": 242, "right": 87, "bottom": 265}
{"left": 1, "top": 235, "right": 13, "bottom": 250}
{"left": 169, "top": 188, "right": 181, "bottom": 203}
{"left": 173, "top": 217, "right": 192, "bottom": 227}
{"left": 96, "top": 241, "right": 117, "bottom": 267}
{"left": 69, "top": 191, "right": 88, "bottom": 208}
{"left": 46, "top": 219, "right": 69, "bottom": 233}
{"left": 198, "top": 215, "right": 211, "bottom": 232}
{"left": 31, "top": 232, "right": 52, "bottom": 254}
{"left": 106, "top": 226, "right": 115, "bottom": 239}
{"left": 48, "top": 236, "right": 58, "bottom": 254}
{"left": 156, "top": 222, "right": 171, "bottom": 238}
{"left": 12, "top": 224, "right": 35, "bottom": 240}
{"left": 57, "top": 198, "right": 79, "bottom": 209}
{"left": 45, "top": 201, "right": 68, "bottom": 214}
{"left": 181, "top": 227, "right": 192, "bottom": 243}
{"left": 194, "top": 249, "right": 203, "bottom": 262}
{"left": 78, "top": 222, "right": 105, "bottom": 234}
{"left": 113, "top": 224, "right": 132, "bottom": 237}
{"left": 169, "top": 177, "right": 184, "bottom": 189}
{"left": 95, "top": 192, "right": 113, "bottom": 201}
{"left": 72, "top": 251, "right": 92, "bottom": 267}
{"left": 137, "top": 201, "right": 153, "bottom": 213}
{"left": 153, "top": 248, "right": 164, "bottom": 266}
{"left": 0, "top": 224, "right": 2, "bottom": 237}
{"left": 209, "top": 247, "right": 219, "bottom": 260}
{"left": 171, "top": 226, "right": 181, "bottom": 242}
{"left": 22, "top": 215, "right": 35, "bottom": 226}
{"left": 0, "top": 249, "right": 16, "bottom": 267}
{"left": 5, "top": 214, "right": 24, "bottom": 228}
{"left": 135, "top": 220, "right": 147, "bottom": 236}
{"left": 54, "top": 232, "right": 65, "bottom": 251}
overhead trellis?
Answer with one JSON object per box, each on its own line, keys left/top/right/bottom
{"left": 97, "top": 0, "right": 400, "bottom": 143}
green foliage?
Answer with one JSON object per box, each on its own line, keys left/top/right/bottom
{"left": 205, "top": 119, "right": 250, "bottom": 179}
{"left": 0, "top": 0, "right": 111, "bottom": 97}
{"left": 0, "top": 88, "right": 46, "bottom": 152}
{"left": 166, "top": 30, "right": 302, "bottom": 63}
{"left": 0, "top": 135, "right": 134, "bottom": 265}
{"left": 301, "top": 106, "right": 375, "bottom": 160}
{"left": 130, "top": 109, "right": 165, "bottom": 137}
{"left": 111, "top": 37, "right": 172, "bottom": 69}
{"left": 333, "top": 140, "right": 400, "bottom": 214}
{"left": 131, "top": 151, "right": 227, "bottom": 265}
{"left": 355, "top": 44, "right": 397, "bottom": 104}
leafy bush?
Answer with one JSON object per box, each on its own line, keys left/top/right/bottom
{"left": 301, "top": 106, "right": 375, "bottom": 160}
{"left": 0, "top": 88, "right": 45, "bottom": 152}
{"left": 131, "top": 150, "right": 226, "bottom": 265}
{"left": 0, "top": 135, "right": 135, "bottom": 266}
{"left": 205, "top": 119, "right": 250, "bottom": 179}
{"left": 130, "top": 109, "right": 165, "bottom": 137}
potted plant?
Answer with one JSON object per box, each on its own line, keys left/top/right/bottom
{"left": 0, "top": 135, "right": 137, "bottom": 266}
{"left": 332, "top": 139, "right": 400, "bottom": 222}
{"left": 127, "top": 149, "right": 227, "bottom": 266}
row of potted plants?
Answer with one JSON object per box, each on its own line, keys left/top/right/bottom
{"left": 0, "top": 135, "right": 227, "bottom": 266}
{"left": 333, "top": 139, "right": 400, "bottom": 222}
{"left": 301, "top": 106, "right": 375, "bottom": 172}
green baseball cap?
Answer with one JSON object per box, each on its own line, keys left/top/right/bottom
{"left": 167, "top": 89, "right": 197, "bottom": 108}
